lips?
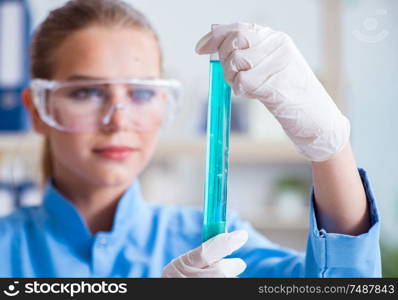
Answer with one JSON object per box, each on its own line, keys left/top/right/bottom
{"left": 92, "top": 146, "right": 138, "bottom": 161}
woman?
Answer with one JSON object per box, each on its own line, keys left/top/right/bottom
{"left": 0, "top": 0, "right": 380, "bottom": 277}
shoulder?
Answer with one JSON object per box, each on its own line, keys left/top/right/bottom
{"left": 130, "top": 203, "right": 203, "bottom": 257}
{"left": 149, "top": 202, "right": 204, "bottom": 233}
{"left": 0, "top": 206, "right": 45, "bottom": 236}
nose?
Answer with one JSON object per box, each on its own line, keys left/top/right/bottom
{"left": 101, "top": 103, "right": 131, "bottom": 132}
{"left": 100, "top": 85, "right": 133, "bottom": 132}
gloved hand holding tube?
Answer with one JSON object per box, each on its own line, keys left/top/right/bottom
{"left": 163, "top": 21, "right": 354, "bottom": 278}
{"left": 195, "top": 22, "right": 350, "bottom": 162}
{"left": 162, "top": 230, "right": 248, "bottom": 278}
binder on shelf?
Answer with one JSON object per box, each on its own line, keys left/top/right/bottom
{"left": 0, "top": 0, "right": 31, "bottom": 132}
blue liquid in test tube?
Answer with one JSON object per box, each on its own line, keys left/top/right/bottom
{"left": 202, "top": 25, "right": 232, "bottom": 242}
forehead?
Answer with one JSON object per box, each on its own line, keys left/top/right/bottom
{"left": 51, "top": 26, "right": 161, "bottom": 80}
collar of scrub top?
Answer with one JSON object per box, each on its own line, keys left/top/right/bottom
{"left": 43, "top": 178, "right": 150, "bottom": 250}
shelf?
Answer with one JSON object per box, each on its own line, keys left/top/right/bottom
{"left": 0, "top": 133, "right": 43, "bottom": 155}
{"left": 153, "top": 136, "right": 305, "bottom": 164}
{"left": 253, "top": 220, "right": 309, "bottom": 231}
{"left": 248, "top": 213, "right": 309, "bottom": 231}
{"left": 0, "top": 134, "right": 306, "bottom": 164}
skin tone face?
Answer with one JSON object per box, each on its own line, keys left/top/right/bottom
{"left": 23, "top": 25, "right": 162, "bottom": 233}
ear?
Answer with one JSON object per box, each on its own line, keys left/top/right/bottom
{"left": 22, "top": 88, "right": 50, "bottom": 135}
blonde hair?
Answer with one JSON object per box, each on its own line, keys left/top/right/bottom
{"left": 29, "top": 0, "right": 162, "bottom": 183}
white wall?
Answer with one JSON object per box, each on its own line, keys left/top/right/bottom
{"left": 341, "top": 0, "right": 398, "bottom": 246}
{"left": 126, "top": 0, "right": 323, "bottom": 137}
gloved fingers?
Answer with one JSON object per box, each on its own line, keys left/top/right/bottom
{"left": 163, "top": 255, "right": 210, "bottom": 278}
{"left": 196, "top": 23, "right": 350, "bottom": 162}
{"left": 162, "top": 259, "right": 188, "bottom": 278}
{"left": 163, "top": 258, "right": 247, "bottom": 278}
{"left": 202, "top": 258, "right": 247, "bottom": 278}
{"left": 195, "top": 22, "right": 250, "bottom": 54}
{"left": 195, "top": 22, "right": 271, "bottom": 55}
{"left": 221, "top": 31, "right": 291, "bottom": 89}
{"left": 222, "top": 30, "right": 289, "bottom": 78}
{"left": 219, "top": 34, "right": 261, "bottom": 85}
{"left": 231, "top": 38, "right": 295, "bottom": 97}
{"left": 185, "top": 230, "right": 248, "bottom": 269}
{"left": 217, "top": 26, "right": 274, "bottom": 61}
{"left": 162, "top": 230, "right": 248, "bottom": 278}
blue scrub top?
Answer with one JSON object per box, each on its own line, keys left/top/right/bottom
{"left": 0, "top": 168, "right": 380, "bottom": 277}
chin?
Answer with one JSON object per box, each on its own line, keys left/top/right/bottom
{"left": 89, "top": 168, "right": 138, "bottom": 187}
{"left": 83, "top": 154, "right": 149, "bottom": 187}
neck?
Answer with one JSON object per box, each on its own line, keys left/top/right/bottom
{"left": 52, "top": 173, "right": 132, "bottom": 235}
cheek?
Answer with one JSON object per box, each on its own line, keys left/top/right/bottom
{"left": 50, "top": 132, "right": 92, "bottom": 170}
{"left": 136, "top": 130, "right": 160, "bottom": 164}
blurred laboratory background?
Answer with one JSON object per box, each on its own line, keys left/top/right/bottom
{"left": 0, "top": 0, "right": 397, "bottom": 275}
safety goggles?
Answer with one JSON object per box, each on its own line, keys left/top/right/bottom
{"left": 30, "top": 78, "right": 182, "bottom": 132}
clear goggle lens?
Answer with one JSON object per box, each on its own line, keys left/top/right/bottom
{"left": 31, "top": 79, "right": 181, "bottom": 132}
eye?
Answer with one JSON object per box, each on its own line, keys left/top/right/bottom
{"left": 129, "top": 88, "right": 156, "bottom": 104}
{"left": 67, "top": 87, "right": 105, "bottom": 101}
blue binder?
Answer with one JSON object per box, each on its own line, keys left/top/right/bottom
{"left": 0, "top": 180, "right": 36, "bottom": 208}
{"left": 0, "top": 0, "right": 31, "bottom": 132}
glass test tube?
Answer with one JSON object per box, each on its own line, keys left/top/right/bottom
{"left": 202, "top": 24, "right": 232, "bottom": 242}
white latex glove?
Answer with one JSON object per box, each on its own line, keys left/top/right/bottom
{"left": 162, "top": 230, "right": 248, "bottom": 278}
{"left": 195, "top": 22, "right": 350, "bottom": 162}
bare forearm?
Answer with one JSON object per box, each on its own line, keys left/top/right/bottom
{"left": 311, "top": 143, "right": 370, "bottom": 235}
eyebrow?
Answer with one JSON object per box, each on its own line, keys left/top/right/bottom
{"left": 66, "top": 75, "right": 106, "bottom": 81}
{"left": 65, "top": 75, "right": 158, "bottom": 81}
